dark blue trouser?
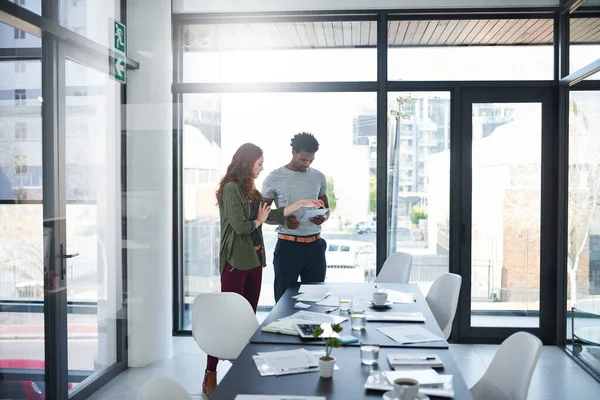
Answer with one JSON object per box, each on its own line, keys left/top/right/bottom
{"left": 273, "top": 237, "right": 327, "bottom": 303}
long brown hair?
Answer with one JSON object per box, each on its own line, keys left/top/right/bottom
{"left": 216, "top": 143, "right": 263, "bottom": 202}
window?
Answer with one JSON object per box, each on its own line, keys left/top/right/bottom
{"left": 182, "top": 21, "right": 377, "bottom": 83}
{"left": 388, "top": 19, "right": 554, "bottom": 81}
{"left": 388, "top": 92, "right": 451, "bottom": 295}
{"left": 14, "top": 89, "right": 26, "bottom": 106}
{"left": 15, "top": 123, "right": 27, "bottom": 140}
{"left": 13, "top": 28, "right": 25, "bottom": 39}
{"left": 14, "top": 62, "right": 26, "bottom": 73}
{"left": 180, "top": 92, "right": 377, "bottom": 327}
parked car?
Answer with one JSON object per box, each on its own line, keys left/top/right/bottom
{"left": 355, "top": 220, "right": 376, "bottom": 234}
{"left": 325, "top": 240, "right": 376, "bottom": 283}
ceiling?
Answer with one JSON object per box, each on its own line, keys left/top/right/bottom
{"left": 184, "top": 17, "right": 600, "bottom": 51}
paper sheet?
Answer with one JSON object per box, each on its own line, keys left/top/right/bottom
{"left": 294, "top": 302, "right": 312, "bottom": 309}
{"left": 377, "top": 325, "right": 444, "bottom": 344}
{"left": 289, "top": 311, "right": 347, "bottom": 324}
{"left": 296, "top": 285, "right": 330, "bottom": 302}
{"left": 236, "top": 396, "right": 326, "bottom": 400}
{"left": 380, "top": 289, "right": 416, "bottom": 304}
{"left": 255, "top": 348, "right": 319, "bottom": 376}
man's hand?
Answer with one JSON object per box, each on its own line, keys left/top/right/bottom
{"left": 309, "top": 214, "right": 327, "bottom": 226}
{"left": 286, "top": 215, "right": 300, "bottom": 229}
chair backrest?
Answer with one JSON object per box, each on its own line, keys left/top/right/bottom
{"left": 374, "top": 252, "right": 412, "bottom": 283}
{"left": 470, "top": 332, "right": 543, "bottom": 400}
{"left": 138, "top": 377, "right": 192, "bottom": 400}
{"left": 192, "top": 292, "right": 259, "bottom": 360}
{"left": 425, "top": 273, "right": 462, "bottom": 340}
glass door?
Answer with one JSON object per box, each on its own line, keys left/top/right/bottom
{"left": 61, "top": 47, "right": 123, "bottom": 396}
{"left": 459, "top": 88, "right": 557, "bottom": 343}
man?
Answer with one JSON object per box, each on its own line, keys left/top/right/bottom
{"left": 262, "top": 132, "right": 329, "bottom": 302}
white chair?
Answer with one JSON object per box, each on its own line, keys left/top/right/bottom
{"left": 138, "top": 376, "right": 192, "bottom": 400}
{"left": 425, "top": 273, "right": 462, "bottom": 340}
{"left": 192, "top": 292, "right": 259, "bottom": 360}
{"left": 374, "top": 251, "right": 413, "bottom": 283}
{"left": 470, "top": 332, "right": 542, "bottom": 400}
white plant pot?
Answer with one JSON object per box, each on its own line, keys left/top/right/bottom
{"left": 318, "top": 357, "right": 336, "bottom": 378}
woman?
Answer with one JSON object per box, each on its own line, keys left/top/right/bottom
{"left": 202, "top": 143, "right": 324, "bottom": 396}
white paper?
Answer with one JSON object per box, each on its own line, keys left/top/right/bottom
{"left": 236, "top": 395, "right": 326, "bottom": 400}
{"left": 381, "top": 289, "right": 416, "bottom": 304}
{"left": 259, "top": 348, "right": 319, "bottom": 376}
{"left": 364, "top": 371, "right": 454, "bottom": 398}
{"left": 384, "top": 367, "right": 445, "bottom": 385}
{"left": 294, "top": 302, "right": 312, "bottom": 309}
{"left": 316, "top": 295, "right": 339, "bottom": 307}
{"left": 366, "top": 312, "right": 425, "bottom": 322}
{"left": 300, "top": 208, "right": 329, "bottom": 221}
{"left": 290, "top": 311, "right": 347, "bottom": 324}
{"left": 377, "top": 326, "right": 444, "bottom": 344}
{"left": 387, "top": 353, "right": 444, "bottom": 368}
{"left": 296, "top": 285, "right": 330, "bottom": 302}
{"left": 253, "top": 351, "right": 339, "bottom": 377}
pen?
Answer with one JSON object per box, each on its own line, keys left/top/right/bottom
{"left": 325, "top": 306, "right": 339, "bottom": 313}
{"left": 392, "top": 356, "right": 436, "bottom": 361}
{"left": 280, "top": 365, "right": 318, "bottom": 372}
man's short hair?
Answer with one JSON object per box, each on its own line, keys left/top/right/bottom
{"left": 291, "top": 132, "right": 319, "bottom": 153}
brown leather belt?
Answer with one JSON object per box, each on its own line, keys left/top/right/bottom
{"left": 278, "top": 234, "right": 321, "bottom": 243}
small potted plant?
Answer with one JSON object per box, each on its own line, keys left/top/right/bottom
{"left": 312, "top": 323, "right": 343, "bottom": 378}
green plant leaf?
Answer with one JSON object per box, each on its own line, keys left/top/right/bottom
{"left": 312, "top": 326, "right": 324, "bottom": 338}
{"left": 329, "top": 338, "right": 341, "bottom": 348}
{"left": 331, "top": 323, "right": 343, "bottom": 333}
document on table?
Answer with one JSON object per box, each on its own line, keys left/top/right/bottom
{"left": 315, "top": 295, "right": 339, "bottom": 307}
{"left": 253, "top": 350, "right": 339, "bottom": 377}
{"left": 387, "top": 353, "right": 444, "bottom": 368}
{"left": 364, "top": 370, "right": 454, "bottom": 398}
{"left": 256, "top": 348, "right": 319, "bottom": 376}
{"left": 236, "top": 395, "right": 326, "bottom": 400}
{"left": 289, "top": 310, "right": 347, "bottom": 324}
{"left": 379, "top": 289, "right": 416, "bottom": 304}
{"left": 366, "top": 312, "right": 425, "bottom": 322}
{"left": 294, "top": 302, "right": 312, "bottom": 309}
{"left": 294, "top": 285, "right": 330, "bottom": 302}
{"left": 377, "top": 325, "right": 444, "bottom": 344}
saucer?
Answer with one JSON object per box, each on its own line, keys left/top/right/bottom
{"left": 382, "top": 391, "right": 429, "bottom": 400}
{"left": 369, "top": 300, "right": 393, "bottom": 309}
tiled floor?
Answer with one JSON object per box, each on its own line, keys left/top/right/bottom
{"left": 88, "top": 337, "right": 600, "bottom": 400}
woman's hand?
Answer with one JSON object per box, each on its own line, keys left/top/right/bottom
{"left": 300, "top": 199, "right": 325, "bottom": 209}
{"left": 257, "top": 202, "right": 271, "bottom": 223}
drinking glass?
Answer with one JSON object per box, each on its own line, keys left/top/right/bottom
{"left": 339, "top": 295, "right": 353, "bottom": 312}
{"left": 351, "top": 310, "right": 367, "bottom": 331}
{"left": 360, "top": 342, "right": 380, "bottom": 365}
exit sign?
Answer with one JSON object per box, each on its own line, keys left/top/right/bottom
{"left": 111, "top": 19, "right": 126, "bottom": 83}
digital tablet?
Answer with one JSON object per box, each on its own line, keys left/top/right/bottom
{"left": 300, "top": 208, "right": 329, "bottom": 222}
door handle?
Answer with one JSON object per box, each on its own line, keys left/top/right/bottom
{"left": 61, "top": 253, "right": 79, "bottom": 259}
{"left": 59, "top": 244, "right": 79, "bottom": 280}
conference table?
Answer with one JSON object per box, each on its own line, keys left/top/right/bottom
{"left": 250, "top": 282, "right": 449, "bottom": 349}
{"left": 210, "top": 282, "right": 474, "bottom": 400}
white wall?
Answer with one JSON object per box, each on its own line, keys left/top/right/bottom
{"left": 176, "top": 0, "right": 559, "bottom": 13}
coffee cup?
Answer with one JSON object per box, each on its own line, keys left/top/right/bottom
{"left": 372, "top": 291, "right": 388, "bottom": 306}
{"left": 393, "top": 378, "right": 419, "bottom": 400}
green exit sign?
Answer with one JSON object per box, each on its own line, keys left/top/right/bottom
{"left": 111, "top": 19, "right": 126, "bottom": 83}
{"left": 113, "top": 20, "right": 126, "bottom": 54}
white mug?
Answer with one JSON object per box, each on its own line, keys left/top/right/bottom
{"left": 393, "top": 378, "right": 419, "bottom": 400}
{"left": 373, "top": 291, "right": 388, "bottom": 306}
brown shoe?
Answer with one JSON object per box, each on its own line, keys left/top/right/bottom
{"left": 202, "top": 370, "right": 217, "bottom": 397}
